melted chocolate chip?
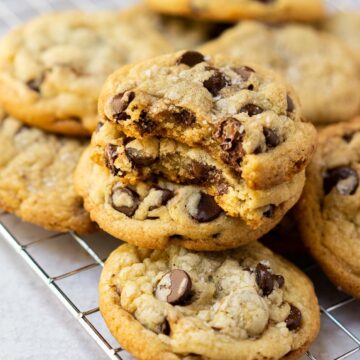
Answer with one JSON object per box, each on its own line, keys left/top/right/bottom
{"left": 155, "top": 269, "right": 192, "bottom": 305}
{"left": 203, "top": 68, "right": 230, "bottom": 97}
{"left": 287, "top": 95, "right": 295, "bottom": 113}
{"left": 274, "top": 275, "right": 285, "bottom": 288}
{"left": 172, "top": 108, "right": 196, "bottom": 126}
{"left": 263, "top": 204, "right": 276, "bottom": 218}
{"left": 343, "top": 132, "right": 355, "bottom": 143}
{"left": 177, "top": 51, "right": 205, "bottom": 67}
{"left": 255, "top": 263, "right": 275, "bottom": 296}
{"left": 235, "top": 66, "right": 255, "bottom": 81}
{"left": 125, "top": 147, "right": 157, "bottom": 167}
{"left": 285, "top": 305, "right": 302, "bottom": 331}
{"left": 104, "top": 144, "right": 121, "bottom": 176}
{"left": 240, "top": 104, "right": 263, "bottom": 116}
{"left": 110, "top": 186, "right": 140, "bottom": 217}
{"left": 26, "top": 78, "right": 42, "bottom": 93}
{"left": 110, "top": 91, "right": 135, "bottom": 121}
{"left": 137, "top": 111, "right": 156, "bottom": 135}
{"left": 149, "top": 188, "right": 175, "bottom": 211}
{"left": 263, "top": 128, "right": 280, "bottom": 149}
{"left": 160, "top": 319, "right": 171, "bottom": 336}
{"left": 323, "top": 166, "right": 359, "bottom": 195}
{"left": 191, "top": 192, "right": 222, "bottom": 223}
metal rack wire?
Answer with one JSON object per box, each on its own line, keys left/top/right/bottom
{"left": 0, "top": 1, "right": 360, "bottom": 360}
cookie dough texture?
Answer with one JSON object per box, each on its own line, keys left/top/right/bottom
{"left": 0, "top": 111, "right": 94, "bottom": 233}
{"left": 99, "top": 242, "right": 320, "bottom": 360}
{"left": 322, "top": 12, "right": 360, "bottom": 65}
{"left": 0, "top": 9, "right": 173, "bottom": 135}
{"left": 200, "top": 22, "right": 360, "bottom": 124}
{"left": 145, "top": 0, "right": 325, "bottom": 22}
{"left": 296, "top": 118, "right": 360, "bottom": 298}
{"left": 75, "top": 147, "right": 304, "bottom": 251}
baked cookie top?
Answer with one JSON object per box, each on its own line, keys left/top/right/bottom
{"left": 144, "top": 0, "right": 325, "bottom": 22}
{"left": 200, "top": 22, "right": 360, "bottom": 124}
{"left": 99, "top": 51, "right": 316, "bottom": 191}
{"left": 296, "top": 117, "right": 360, "bottom": 298}
{"left": 0, "top": 10, "right": 173, "bottom": 135}
{"left": 321, "top": 12, "right": 360, "bottom": 64}
{"left": 100, "top": 242, "right": 320, "bottom": 360}
{"left": 0, "top": 111, "right": 95, "bottom": 233}
{"left": 75, "top": 147, "right": 304, "bottom": 251}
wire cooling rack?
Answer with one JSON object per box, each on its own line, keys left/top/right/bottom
{"left": 0, "top": 0, "right": 360, "bottom": 359}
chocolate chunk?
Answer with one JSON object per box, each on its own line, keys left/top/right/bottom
{"left": 110, "top": 91, "right": 135, "bottom": 121}
{"left": 172, "top": 108, "right": 196, "bottom": 126}
{"left": 255, "top": 263, "right": 275, "bottom": 296}
{"left": 155, "top": 269, "right": 192, "bottom": 305}
{"left": 177, "top": 51, "right": 205, "bottom": 67}
{"left": 149, "top": 188, "right": 175, "bottom": 211}
{"left": 190, "top": 161, "right": 212, "bottom": 181}
{"left": 160, "top": 319, "right": 171, "bottom": 335}
{"left": 203, "top": 68, "right": 230, "bottom": 97}
{"left": 285, "top": 305, "right": 302, "bottom": 331}
{"left": 191, "top": 192, "right": 222, "bottom": 223}
{"left": 240, "top": 104, "right": 263, "bottom": 116}
{"left": 287, "top": 95, "right": 295, "bottom": 113}
{"left": 110, "top": 186, "right": 140, "bottom": 217}
{"left": 263, "top": 204, "right": 276, "bottom": 218}
{"left": 137, "top": 111, "right": 156, "bottom": 135}
{"left": 26, "top": 76, "right": 43, "bottom": 93}
{"left": 263, "top": 128, "right": 280, "bottom": 148}
{"left": 343, "top": 132, "right": 355, "bottom": 143}
{"left": 104, "top": 144, "right": 121, "bottom": 176}
{"left": 216, "top": 118, "right": 245, "bottom": 151}
{"left": 235, "top": 66, "right": 255, "bottom": 81}
{"left": 323, "top": 166, "right": 359, "bottom": 195}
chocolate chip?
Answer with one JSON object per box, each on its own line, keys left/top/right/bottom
{"left": 104, "top": 144, "right": 122, "bottom": 176}
{"left": 190, "top": 161, "right": 212, "bottom": 181}
{"left": 191, "top": 192, "right": 222, "bottom": 223}
{"left": 126, "top": 147, "right": 156, "bottom": 166}
{"left": 96, "top": 122, "right": 104, "bottom": 132}
{"left": 177, "top": 51, "right": 205, "bottom": 67}
{"left": 155, "top": 269, "right": 192, "bottom": 305}
{"left": 287, "top": 95, "right": 295, "bottom": 113}
{"left": 149, "top": 188, "right": 175, "bottom": 211}
{"left": 235, "top": 66, "right": 255, "bottom": 81}
{"left": 263, "top": 204, "right": 276, "bottom": 218}
{"left": 343, "top": 132, "right": 355, "bottom": 143}
{"left": 160, "top": 319, "right": 171, "bottom": 335}
{"left": 285, "top": 305, "right": 302, "bottom": 331}
{"left": 240, "top": 104, "right": 263, "bottom": 116}
{"left": 203, "top": 68, "right": 230, "bottom": 97}
{"left": 26, "top": 76, "right": 43, "bottom": 93}
{"left": 263, "top": 128, "right": 280, "bottom": 148}
{"left": 110, "top": 186, "right": 140, "bottom": 217}
{"left": 274, "top": 275, "right": 285, "bottom": 288}
{"left": 124, "top": 139, "right": 159, "bottom": 167}
{"left": 255, "top": 263, "right": 275, "bottom": 296}
{"left": 137, "top": 111, "right": 156, "bottom": 135}
{"left": 110, "top": 91, "right": 135, "bottom": 121}
{"left": 323, "top": 166, "right": 359, "bottom": 195}
{"left": 172, "top": 108, "right": 196, "bottom": 126}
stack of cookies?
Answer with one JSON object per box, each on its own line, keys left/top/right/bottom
{"left": 1, "top": 1, "right": 360, "bottom": 359}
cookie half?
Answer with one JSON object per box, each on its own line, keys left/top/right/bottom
{"left": 200, "top": 22, "right": 360, "bottom": 124}
{"left": 144, "top": 0, "right": 325, "bottom": 22}
{"left": 75, "top": 147, "right": 304, "bottom": 251}
{"left": 0, "top": 10, "right": 173, "bottom": 135}
{"left": 0, "top": 111, "right": 95, "bottom": 233}
{"left": 99, "top": 242, "right": 320, "bottom": 360}
{"left": 296, "top": 117, "right": 360, "bottom": 298}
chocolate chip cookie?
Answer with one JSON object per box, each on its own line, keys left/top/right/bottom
{"left": 296, "top": 117, "right": 360, "bottom": 298}
{"left": 75, "top": 147, "right": 304, "bottom": 251}
{"left": 99, "top": 242, "right": 320, "bottom": 360}
{"left": 321, "top": 12, "right": 360, "bottom": 65}
{"left": 0, "top": 10, "right": 173, "bottom": 135}
{"left": 200, "top": 22, "right": 360, "bottom": 124}
{"left": 145, "top": 0, "right": 325, "bottom": 22}
{"left": 99, "top": 51, "right": 316, "bottom": 191}
{"left": 0, "top": 110, "right": 95, "bottom": 233}
{"left": 91, "top": 121, "right": 308, "bottom": 225}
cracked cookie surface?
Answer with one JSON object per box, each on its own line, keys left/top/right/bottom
{"left": 144, "top": 0, "right": 325, "bottom": 22}
{"left": 99, "top": 51, "right": 316, "bottom": 193}
{"left": 0, "top": 111, "right": 94, "bottom": 233}
{"left": 0, "top": 9, "right": 173, "bottom": 135}
{"left": 99, "top": 242, "right": 320, "bottom": 360}
{"left": 75, "top": 147, "right": 304, "bottom": 251}
{"left": 296, "top": 117, "right": 360, "bottom": 298}
{"left": 200, "top": 22, "right": 360, "bottom": 124}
